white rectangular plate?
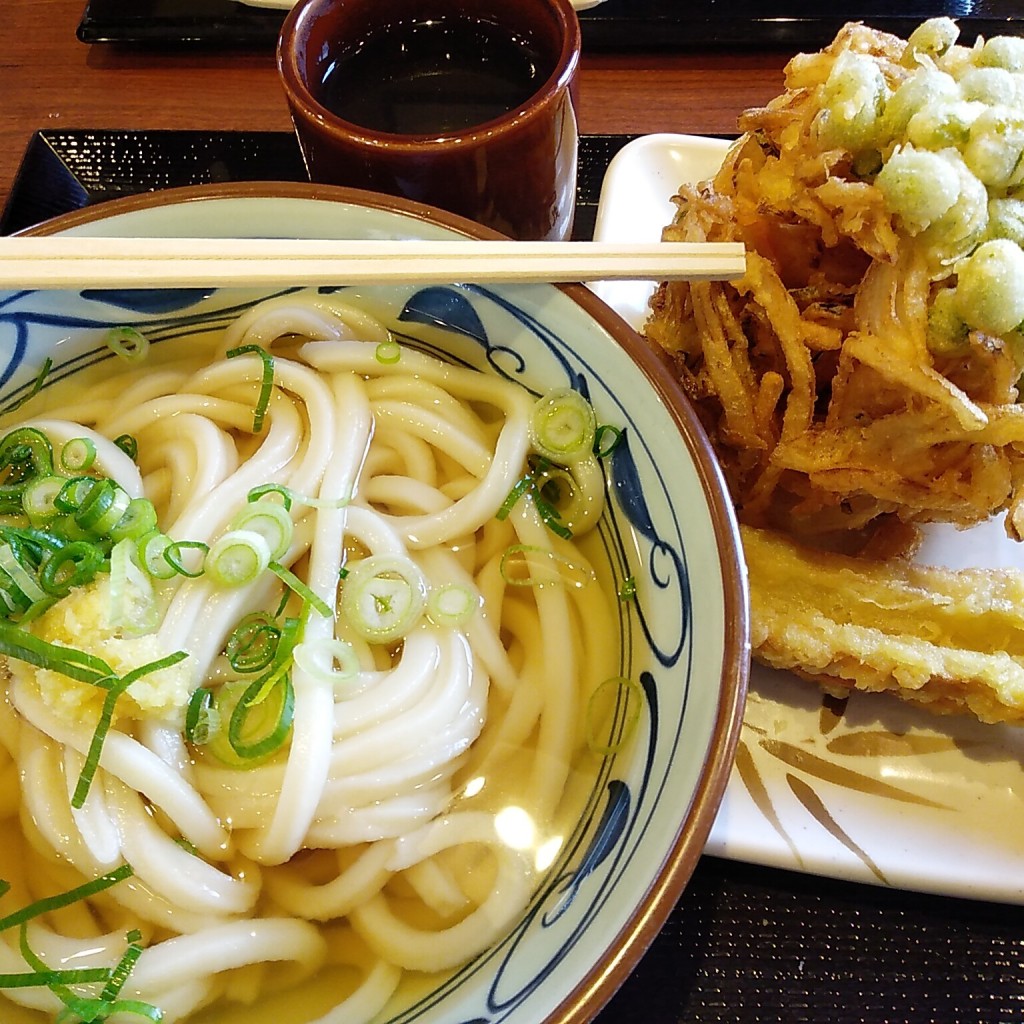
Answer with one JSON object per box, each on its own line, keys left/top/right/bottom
{"left": 593, "top": 132, "right": 1024, "bottom": 905}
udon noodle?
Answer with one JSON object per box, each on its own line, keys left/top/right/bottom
{"left": 0, "top": 294, "right": 621, "bottom": 1023}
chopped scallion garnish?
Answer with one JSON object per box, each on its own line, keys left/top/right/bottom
{"left": 498, "top": 544, "right": 596, "bottom": 590}
{"left": 113, "top": 434, "right": 138, "bottom": 461}
{"left": 529, "top": 388, "right": 597, "bottom": 466}
{"left": 227, "top": 672, "right": 295, "bottom": 762}
{"left": 205, "top": 530, "right": 272, "bottom": 588}
{"left": 72, "top": 651, "right": 189, "bottom": 808}
{"left": 105, "top": 326, "right": 149, "bottom": 363}
{"left": 226, "top": 344, "right": 275, "bottom": 433}
{"left": 60, "top": 437, "right": 97, "bottom": 474}
{"left": 0, "top": 864, "right": 133, "bottom": 934}
{"left": 339, "top": 554, "right": 427, "bottom": 644}
{"left": 496, "top": 468, "right": 572, "bottom": 540}
{"left": 184, "top": 687, "right": 219, "bottom": 746}
{"left": 374, "top": 339, "right": 401, "bottom": 365}
{"left": 593, "top": 423, "right": 623, "bottom": 459}
{"left": 585, "top": 675, "right": 644, "bottom": 756}
{"left": 162, "top": 540, "right": 209, "bottom": 579}
{"left": 268, "top": 561, "right": 332, "bottom": 618}
{"left": 225, "top": 612, "right": 281, "bottom": 674}
{"left": 228, "top": 500, "right": 294, "bottom": 561}
{"left": 3, "top": 357, "right": 52, "bottom": 415}
{"left": 426, "top": 583, "right": 480, "bottom": 628}
{"left": 292, "top": 637, "right": 361, "bottom": 695}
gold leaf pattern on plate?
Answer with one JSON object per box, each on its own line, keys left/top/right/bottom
{"left": 734, "top": 739, "right": 804, "bottom": 865}
{"left": 759, "top": 737, "right": 951, "bottom": 809}
{"left": 785, "top": 773, "right": 889, "bottom": 885}
{"left": 825, "top": 731, "right": 966, "bottom": 758}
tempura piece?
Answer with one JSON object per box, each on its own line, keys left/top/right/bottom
{"left": 744, "top": 523, "right": 1024, "bottom": 723}
{"left": 647, "top": 19, "right": 1024, "bottom": 548}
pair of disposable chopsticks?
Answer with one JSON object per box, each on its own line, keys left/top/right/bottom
{"left": 0, "top": 236, "right": 746, "bottom": 289}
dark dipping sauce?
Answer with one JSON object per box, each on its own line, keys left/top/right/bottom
{"left": 318, "top": 16, "right": 546, "bottom": 136}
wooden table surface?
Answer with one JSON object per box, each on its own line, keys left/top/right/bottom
{"left": 0, "top": 0, "right": 790, "bottom": 214}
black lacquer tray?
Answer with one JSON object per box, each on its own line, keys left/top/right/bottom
{"left": 0, "top": 130, "right": 631, "bottom": 239}
{"left": 3, "top": 127, "right": 1024, "bottom": 1023}
{"left": 77, "top": 0, "right": 1024, "bottom": 50}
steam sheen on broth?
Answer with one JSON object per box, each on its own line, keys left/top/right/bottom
{"left": 0, "top": 295, "right": 621, "bottom": 1023}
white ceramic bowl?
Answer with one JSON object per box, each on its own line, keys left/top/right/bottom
{"left": 0, "top": 183, "right": 748, "bottom": 1024}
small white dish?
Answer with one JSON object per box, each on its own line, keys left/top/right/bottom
{"left": 594, "top": 132, "right": 1024, "bottom": 905}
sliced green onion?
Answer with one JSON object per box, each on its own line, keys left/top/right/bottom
{"left": 205, "top": 530, "right": 272, "bottom": 588}
{"left": 22, "top": 475, "right": 65, "bottom": 522}
{"left": 0, "top": 864, "right": 132, "bottom": 933}
{"left": 375, "top": 339, "right": 401, "bottom": 365}
{"left": 97, "top": 929, "right": 145, "bottom": 1004}
{"left": 0, "top": 427, "right": 54, "bottom": 479}
{"left": 72, "top": 650, "right": 188, "bottom": 808}
{"left": 0, "top": 428, "right": 53, "bottom": 514}
{"left": 3, "top": 356, "right": 52, "bottom": 415}
{"left": 113, "top": 434, "right": 139, "bottom": 461}
{"left": 75, "top": 479, "right": 131, "bottom": 535}
{"left": 0, "top": 543, "right": 46, "bottom": 604}
{"left": 108, "top": 538, "right": 158, "bottom": 634}
{"left": 17, "top": 920, "right": 161, "bottom": 1023}
{"left": 38, "top": 540, "right": 105, "bottom": 598}
{"left": 0, "top": 966, "right": 114, "bottom": 989}
{"left": 268, "top": 561, "right": 332, "bottom": 618}
{"left": 210, "top": 613, "right": 304, "bottom": 766}
{"left": 496, "top": 474, "right": 535, "bottom": 522}
{"left": 499, "top": 544, "right": 596, "bottom": 589}
{"left": 162, "top": 540, "right": 209, "bottom": 579}
{"left": 0, "top": 621, "right": 114, "bottom": 686}
{"left": 228, "top": 500, "right": 293, "bottom": 561}
{"left": 225, "top": 612, "right": 281, "bottom": 673}
{"left": 54, "top": 475, "right": 102, "bottom": 515}
{"left": 532, "top": 462, "right": 582, "bottom": 531}
{"left": 184, "top": 687, "right": 220, "bottom": 746}
{"left": 226, "top": 344, "right": 275, "bottom": 434}
{"left": 585, "top": 676, "right": 644, "bottom": 756}
{"left": 529, "top": 388, "right": 597, "bottom": 465}
{"left": 496, "top": 468, "right": 572, "bottom": 540}
{"left": 136, "top": 531, "right": 179, "bottom": 580}
{"left": 292, "top": 637, "right": 363, "bottom": 696}
{"left": 246, "top": 483, "right": 293, "bottom": 511}
{"left": 17, "top": 923, "right": 113, "bottom": 993}
{"left": 59, "top": 437, "right": 98, "bottom": 473}
{"left": 247, "top": 482, "right": 349, "bottom": 511}
{"left": 106, "top": 326, "right": 149, "bottom": 362}
{"left": 109, "top": 497, "right": 158, "bottom": 543}
{"left": 618, "top": 575, "right": 637, "bottom": 601}
{"left": 340, "top": 554, "right": 427, "bottom": 643}
{"left": 530, "top": 490, "right": 572, "bottom": 540}
{"left": 426, "top": 583, "right": 481, "bottom": 628}
{"left": 593, "top": 424, "right": 623, "bottom": 459}
{"left": 227, "top": 673, "right": 295, "bottom": 763}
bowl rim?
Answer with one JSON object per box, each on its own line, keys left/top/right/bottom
{"left": 16, "top": 179, "right": 750, "bottom": 1024}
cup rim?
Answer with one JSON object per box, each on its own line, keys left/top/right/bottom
{"left": 277, "top": 0, "right": 582, "bottom": 151}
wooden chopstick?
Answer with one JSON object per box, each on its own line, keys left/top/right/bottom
{"left": 0, "top": 237, "right": 746, "bottom": 289}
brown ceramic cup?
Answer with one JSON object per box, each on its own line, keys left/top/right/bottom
{"left": 277, "top": 0, "right": 580, "bottom": 241}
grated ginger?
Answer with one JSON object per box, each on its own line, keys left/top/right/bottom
{"left": 29, "top": 575, "right": 192, "bottom": 726}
